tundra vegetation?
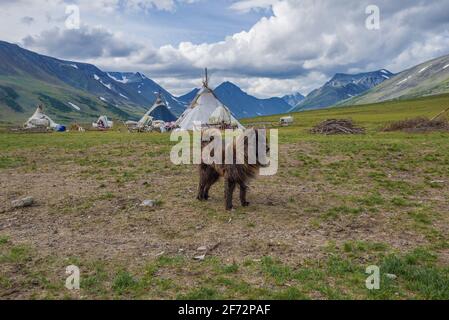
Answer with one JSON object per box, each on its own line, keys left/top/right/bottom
{"left": 0, "top": 94, "right": 448, "bottom": 300}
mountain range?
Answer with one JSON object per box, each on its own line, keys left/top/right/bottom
{"left": 282, "top": 92, "right": 305, "bottom": 107}
{"left": 177, "top": 85, "right": 292, "bottom": 118}
{"left": 106, "top": 72, "right": 186, "bottom": 115}
{"left": 292, "top": 70, "right": 395, "bottom": 111}
{"left": 0, "top": 40, "right": 182, "bottom": 123}
{"left": 0, "top": 40, "right": 292, "bottom": 123}
{"left": 342, "top": 53, "right": 449, "bottom": 106}
{"left": 1, "top": 39, "right": 449, "bottom": 124}
{"left": 213, "top": 82, "right": 291, "bottom": 118}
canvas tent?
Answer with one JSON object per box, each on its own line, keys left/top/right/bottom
{"left": 208, "top": 105, "right": 232, "bottom": 125}
{"left": 25, "top": 105, "right": 58, "bottom": 129}
{"left": 176, "top": 70, "right": 244, "bottom": 131}
{"left": 143, "top": 93, "right": 177, "bottom": 123}
{"left": 126, "top": 93, "right": 177, "bottom": 132}
{"left": 93, "top": 115, "right": 113, "bottom": 129}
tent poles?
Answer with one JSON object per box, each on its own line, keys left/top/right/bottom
{"left": 204, "top": 68, "right": 209, "bottom": 87}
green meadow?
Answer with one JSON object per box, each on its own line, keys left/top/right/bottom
{"left": 0, "top": 94, "right": 448, "bottom": 300}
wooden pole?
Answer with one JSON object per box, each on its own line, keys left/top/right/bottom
{"left": 430, "top": 107, "right": 449, "bottom": 121}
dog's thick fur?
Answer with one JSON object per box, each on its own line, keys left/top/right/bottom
{"left": 197, "top": 129, "right": 269, "bottom": 210}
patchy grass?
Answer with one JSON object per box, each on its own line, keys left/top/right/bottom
{"left": 0, "top": 94, "right": 448, "bottom": 299}
{"left": 381, "top": 249, "right": 449, "bottom": 299}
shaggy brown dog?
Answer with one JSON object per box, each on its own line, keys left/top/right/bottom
{"left": 197, "top": 129, "right": 269, "bottom": 210}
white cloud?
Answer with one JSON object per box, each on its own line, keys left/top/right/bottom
{"left": 230, "top": 0, "right": 279, "bottom": 13}
{"left": 22, "top": 25, "right": 142, "bottom": 59}
{"left": 2, "top": 0, "right": 449, "bottom": 97}
{"left": 139, "top": 0, "right": 449, "bottom": 96}
{"left": 79, "top": 0, "right": 203, "bottom": 13}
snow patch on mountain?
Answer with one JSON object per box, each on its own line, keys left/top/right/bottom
{"left": 94, "top": 74, "right": 114, "bottom": 91}
{"left": 397, "top": 76, "right": 412, "bottom": 85}
{"left": 282, "top": 92, "right": 305, "bottom": 107}
{"left": 107, "top": 73, "right": 130, "bottom": 84}
{"left": 293, "top": 69, "right": 395, "bottom": 111}
{"left": 102, "top": 82, "right": 112, "bottom": 90}
{"left": 418, "top": 66, "right": 430, "bottom": 73}
{"left": 68, "top": 102, "right": 80, "bottom": 111}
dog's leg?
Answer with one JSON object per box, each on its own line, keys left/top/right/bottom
{"left": 197, "top": 165, "right": 207, "bottom": 201}
{"left": 224, "top": 179, "right": 236, "bottom": 210}
{"left": 204, "top": 170, "right": 220, "bottom": 200}
{"left": 239, "top": 183, "right": 249, "bottom": 207}
{"left": 197, "top": 182, "right": 206, "bottom": 201}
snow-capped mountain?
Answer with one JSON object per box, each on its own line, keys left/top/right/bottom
{"left": 177, "top": 83, "right": 292, "bottom": 118}
{"left": 0, "top": 40, "right": 141, "bottom": 121}
{"left": 292, "top": 70, "right": 395, "bottom": 111}
{"left": 282, "top": 92, "right": 305, "bottom": 107}
{"left": 343, "top": 53, "right": 449, "bottom": 105}
{"left": 0, "top": 40, "right": 188, "bottom": 122}
{"left": 106, "top": 72, "right": 186, "bottom": 115}
{"left": 177, "top": 88, "right": 200, "bottom": 106}
{"left": 214, "top": 82, "right": 292, "bottom": 118}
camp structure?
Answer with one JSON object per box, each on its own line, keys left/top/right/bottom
{"left": 145, "top": 93, "right": 177, "bottom": 123}
{"left": 92, "top": 115, "right": 113, "bottom": 130}
{"left": 125, "top": 93, "right": 176, "bottom": 133}
{"left": 176, "top": 69, "right": 244, "bottom": 131}
{"left": 24, "top": 105, "right": 65, "bottom": 131}
{"left": 280, "top": 116, "right": 294, "bottom": 126}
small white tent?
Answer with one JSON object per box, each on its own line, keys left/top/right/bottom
{"left": 93, "top": 115, "right": 113, "bottom": 129}
{"left": 176, "top": 70, "right": 244, "bottom": 131}
{"left": 137, "top": 114, "right": 153, "bottom": 129}
{"left": 25, "top": 105, "right": 58, "bottom": 129}
{"left": 142, "top": 93, "right": 177, "bottom": 123}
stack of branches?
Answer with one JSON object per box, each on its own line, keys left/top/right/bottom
{"left": 310, "top": 119, "right": 365, "bottom": 135}
{"left": 383, "top": 117, "right": 449, "bottom": 132}
{"left": 383, "top": 108, "right": 449, "bottom": 133}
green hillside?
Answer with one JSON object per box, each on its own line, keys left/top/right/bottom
{"left": 0, "top": 75, "right": 142, "bottom": 125}
{"left": 343, "top": 53, "right": 449, "bottom": 106}
{"left": 243, "top": 93, "right": 449, "bottom": 131}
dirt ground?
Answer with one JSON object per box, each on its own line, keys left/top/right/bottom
{"left": 0, "top": 130, "right": 448, "bottom": 299}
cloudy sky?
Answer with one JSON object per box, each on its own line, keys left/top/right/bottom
{"left": 1, "top": 0, "right": 449, "bottom": 97}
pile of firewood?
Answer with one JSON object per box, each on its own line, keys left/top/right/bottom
{"left": 383, "top": 117, "right": 449, "bottom": 132}
{"left": 310, "top": 119, "right": 366, "bottom": 135}
{"left": 384, "top": 108, "right": 449, "bottom": 133}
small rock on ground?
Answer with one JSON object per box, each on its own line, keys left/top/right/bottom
{"left": 11, "top": 197, "right": 34, "bottom": 209}
{"left": 140, "top": 200, "right": 155, "bottom": 207}
{"left": 194, "top": 254, "right": 206, "bottom": 261}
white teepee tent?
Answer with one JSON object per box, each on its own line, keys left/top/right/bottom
{"left": 176, "top": 69, "right": 244, "bottom": 131}
{"left": 208, "top": 105, "right": 232, "bottom": 125}
{"left": 140, "top": 93, "right": 177, "bottom": 124}
{"left": 25, "top": 105, "right": 57, "bottom": 129}
{"left": 92, "top": 115, "right": 113, "bottom": 129}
